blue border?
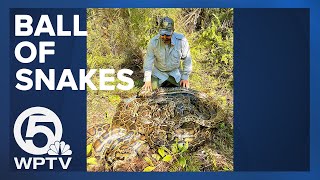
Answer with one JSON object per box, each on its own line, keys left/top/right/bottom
{"left": 1, "top": 0, "right": 320, "bottom": 179}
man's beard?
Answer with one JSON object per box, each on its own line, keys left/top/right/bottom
{"left": 162, "top": 38, "right": 171, "bottom": 44}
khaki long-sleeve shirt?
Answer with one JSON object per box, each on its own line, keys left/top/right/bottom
{"left": 143, "top": 32, "right": 192, "bottom": 85}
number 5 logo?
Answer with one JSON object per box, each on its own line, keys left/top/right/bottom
{"left": 13, "top": 107, "right": 63, "bottom": 155}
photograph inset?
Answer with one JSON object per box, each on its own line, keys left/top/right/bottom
{"left": 86, "top": 8, "right": 233, "bottom": 172}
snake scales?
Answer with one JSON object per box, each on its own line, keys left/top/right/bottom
{"left": 87, "top": 87, "right": 225, "bottom": 171}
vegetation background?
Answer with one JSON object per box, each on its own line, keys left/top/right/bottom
{"left": 87, "top": 8, "right": 234, "bottom": 171}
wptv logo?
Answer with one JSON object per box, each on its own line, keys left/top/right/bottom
{"left": 13, "top": 107, "right": 72, "bottom": 170}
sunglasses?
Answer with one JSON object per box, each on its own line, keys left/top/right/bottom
{"left": 160, "top": 34, "right": 171, "bottom": 37}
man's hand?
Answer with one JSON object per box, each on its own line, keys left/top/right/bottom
{"left": 143, "top": 81, "right": 152, "bottom": 91}
{"left": 180, "top": 80, "right": 189, "bottom": 88}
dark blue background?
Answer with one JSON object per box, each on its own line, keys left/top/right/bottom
{"left": 9, "top": 9, "right": 86, "bottom": 171}
{"left": 0, "top": 0, "right": 319, "bottom": 180}
{"left": 234, "top": 8, "right": 309, "bottom": 171}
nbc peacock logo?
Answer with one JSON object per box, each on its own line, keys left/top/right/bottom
{"left": 47, "top": 141, "right": 72, "bottom": 156}
{"left": 13, "top": 107, "right": 72, "bottom": 170}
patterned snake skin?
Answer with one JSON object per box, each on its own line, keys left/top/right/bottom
{"left": 87, "top": 87, "right": 226, "bottom": 171}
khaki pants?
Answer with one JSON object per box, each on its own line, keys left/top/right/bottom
{"left": 151, "top": 76, "right": 180, "bottom": 90}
